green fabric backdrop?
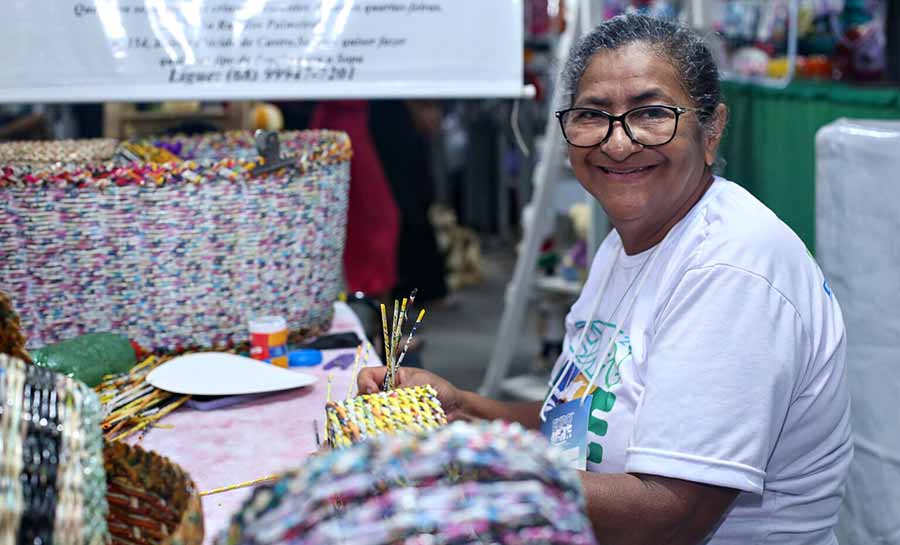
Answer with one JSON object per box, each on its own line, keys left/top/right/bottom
{"left": 719, "top": 80, "right": 900, "bottom": 252}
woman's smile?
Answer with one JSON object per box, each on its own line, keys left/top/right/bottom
{"left": 594, "top": 163, "right": 659, "bottom": 178}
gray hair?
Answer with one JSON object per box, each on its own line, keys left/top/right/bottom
{"left": 562, "top": 13, "right": 723, "bottom": 136}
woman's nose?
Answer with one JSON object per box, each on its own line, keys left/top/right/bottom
{"left": 600, "top": 120, "right": 642, "bottom": 161}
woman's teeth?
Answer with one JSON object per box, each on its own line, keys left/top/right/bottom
{"left": 601, "top": 166, "right": 654, "bottom": 174}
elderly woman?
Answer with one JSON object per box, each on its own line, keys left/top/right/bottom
{"left": 359, "top": 14, "right": 851, "bottom": 545}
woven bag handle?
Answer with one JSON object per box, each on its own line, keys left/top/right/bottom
{"left": 0, "top": 290, "right": 31, "bottom": 363}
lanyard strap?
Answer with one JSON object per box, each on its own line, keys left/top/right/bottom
{"left": 540, "top": 236, "right": 667, "bottom": 420}
{"left": 578, "top": 242, "right": 664, "bottom": 405}
{"left": 542, "top": 248, "right": 618, "bottom": 412}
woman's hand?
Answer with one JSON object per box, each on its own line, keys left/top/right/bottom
{"left": 356, "top": 366, "right": 466, "bottom": 420}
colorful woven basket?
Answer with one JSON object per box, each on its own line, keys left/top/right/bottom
{"left": 219, "top": 420, "right": 599, "bottom": 545}
{"left": 0, "top": 130, "right": 351, "bottom": 351}
{"left": 1, "top": 291, "right": 204, "bottom": 545}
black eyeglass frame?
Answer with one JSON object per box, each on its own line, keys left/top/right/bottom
{"left": 555, "top": 105, "right": 699, "bottom": 148}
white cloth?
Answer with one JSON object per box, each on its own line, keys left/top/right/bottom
{"left": 816, "top": 119, "right": 900, "bottom": 545}
{"left": 545, "top": 178, "right": 852, "bottom": 544}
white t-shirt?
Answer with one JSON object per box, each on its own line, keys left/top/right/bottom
{"left": 544, "top": 179, "right": 852, "bottom": 545}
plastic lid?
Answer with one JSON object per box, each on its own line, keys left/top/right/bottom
{"left": 249, "top": 316, "right": 287, "bottom": 334}
{"left": 288, "top": 349, "right": 322, "bottom": 367}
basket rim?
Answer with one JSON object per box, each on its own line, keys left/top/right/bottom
{"left": 0, "top": 130, "right": 352, "bottom": 190}
{"left": 104, "top": 438, "right": 204, "bottom": 544}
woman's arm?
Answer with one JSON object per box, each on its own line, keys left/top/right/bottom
{"left": 580, "top": 472, "right": 737, "bottom": 545}
{"left": 456, "top": 390, "right": 543, "bottom": 430}
{"left": 358, "top": 366, "right": 737, "bottom": 543}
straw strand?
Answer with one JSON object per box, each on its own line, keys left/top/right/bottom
{"left": 200, "top": 474, "right": 280, "bottom": 497}
{"left": 395, "top": 309, "right": 427, "bottom": 368}
{"left": 346, "top": 344, "right": 363, "bottom": 400}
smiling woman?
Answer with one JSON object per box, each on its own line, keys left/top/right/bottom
{"left": 560, "top": 22, "right": 726, "bottom": 255}
{"left": 358, "top": 13, "right": 852, "bottom": 545}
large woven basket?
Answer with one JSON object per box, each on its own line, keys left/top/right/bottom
{"left": 1, "top": 291, "right": 204, "bottom": 545}
{"left": 0, "top": 131, "right": 351, "bottom": 351}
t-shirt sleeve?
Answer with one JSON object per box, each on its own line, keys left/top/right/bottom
{"left": 625, "top": 265, "right": 805, "bottom": 494}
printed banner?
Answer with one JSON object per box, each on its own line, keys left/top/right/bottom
{"left": 1, "top": 1, "right": 523, "bottom": 102}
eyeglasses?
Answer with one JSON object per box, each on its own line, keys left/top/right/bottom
{"left": 555, "top": 105, "right": 698, "bottom": 148}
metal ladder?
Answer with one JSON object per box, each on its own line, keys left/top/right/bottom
{"left": 479, "top": 0, "right": 608, "bottom": 399}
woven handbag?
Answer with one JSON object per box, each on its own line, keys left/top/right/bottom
{"left": 1, "top": 291, "right": 204, "bottom": 545}
{"left": 0, "top": 131, "right": 351, "bottom": 352}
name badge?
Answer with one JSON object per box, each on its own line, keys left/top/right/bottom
{"left": 541, "top": 394, "right": 592, "bottom": 471}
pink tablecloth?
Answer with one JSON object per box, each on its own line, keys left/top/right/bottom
{"left": 132, "top": 302, "right": 378, "bottom": 544}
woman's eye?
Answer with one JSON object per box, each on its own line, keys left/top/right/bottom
{"left": 634, "top": 108, "right": 669, "bottom": 120}
{"left": 574, "top": 110, "right": 602, "bottom": 121}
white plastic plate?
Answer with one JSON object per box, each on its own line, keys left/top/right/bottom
{"left": 147, "top": 352, "right": 317, "bottom": 396}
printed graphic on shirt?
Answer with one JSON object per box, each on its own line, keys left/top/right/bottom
{"left": 543, "top": 319, "right": 632, "bottom": 467}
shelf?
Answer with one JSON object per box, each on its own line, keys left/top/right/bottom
{"left": 499, "top": 373, "right": 550, "bottom": 402}
{"left": 119, "top": 106, "right": 228, "bottom": 122}
{"left": 103, "top": 102, "right": 250, "bottom": 139}
{"left": 534, "top": 275, "right": 582, "bottom": 296}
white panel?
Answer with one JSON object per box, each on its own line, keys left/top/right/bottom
{"left": 816, "top": 118, "right": 900, "bottom": 545}
{"left": 0, "top": 0, "right": 523, "bottom": 102}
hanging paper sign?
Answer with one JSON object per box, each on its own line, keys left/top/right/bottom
{"left": 0, "top": 1, "right": 524, "bottom": 102}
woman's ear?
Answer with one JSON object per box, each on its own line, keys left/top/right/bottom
{"left": 704, "top": 103, "right": 728, "bottom": 167}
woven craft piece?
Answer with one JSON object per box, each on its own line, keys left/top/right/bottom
{"left": 0, "top": 290, "right": 31, "bottom": 363}
{"left": 0, "top": 292, "right": 203, "bottom": 545}
{"left": 219, "top": 420, "right": 599, "bottom": 545}
{"left": 325, "top": 385, "right": 447, "bottom": 448}
{"left": 0, "top": 354, "right": 109, "bottom": 545}
{"left": 0, "top": 131, "right": 351, "bottom": 351}
{"left": 104, "top": 441, "right": 204, "bottom": 545}
{"left": 0, "top": 138, "right": 119, "bottom": 166}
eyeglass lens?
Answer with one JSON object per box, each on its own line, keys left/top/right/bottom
{"left": 561, "top": 106, "right": 678, "bottom": 147}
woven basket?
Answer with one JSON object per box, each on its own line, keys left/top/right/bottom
{"left": 1, "top": 291, "right": 204, "bottom": 545}
{"left": 104, "top": 441, "right": 203, "bottom": 545}
{"left": 0, "top": 130, "right": 351, "bottom": 351}
{"left": 220, "top": 420, "right": 598, "bottom": 545}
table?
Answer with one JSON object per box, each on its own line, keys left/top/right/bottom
{"left": 132, "top": 302, "right": 379, "bottom": 544}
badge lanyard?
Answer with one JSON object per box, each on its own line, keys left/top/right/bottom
{"left": 578, "top": 242, "right": 664, "bottom": 406}
{"left": 541, "top": 236, "right": 667, "bottom": 420}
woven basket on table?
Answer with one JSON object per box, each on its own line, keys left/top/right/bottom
{"left": 0, "top": 290, "right": 203, "bottom": 545}
{"left": 0, "top": 130, "right": 351, "bottom": 352}
{"left": 104, "top": 441, "right": 203, "bottom": 545}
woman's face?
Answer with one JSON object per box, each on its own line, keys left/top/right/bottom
{"left": 568, "top": 43, "right": 721, "bottom": 243}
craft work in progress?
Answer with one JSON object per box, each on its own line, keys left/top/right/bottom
{"left": 325, "top": 385, "right": 447, "bottom": 448}
{"left": 323, "top": 293, "right": 447, "bottom": 448}
{"left": 219, "top": 420, "right": 599, "bottom": 545}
